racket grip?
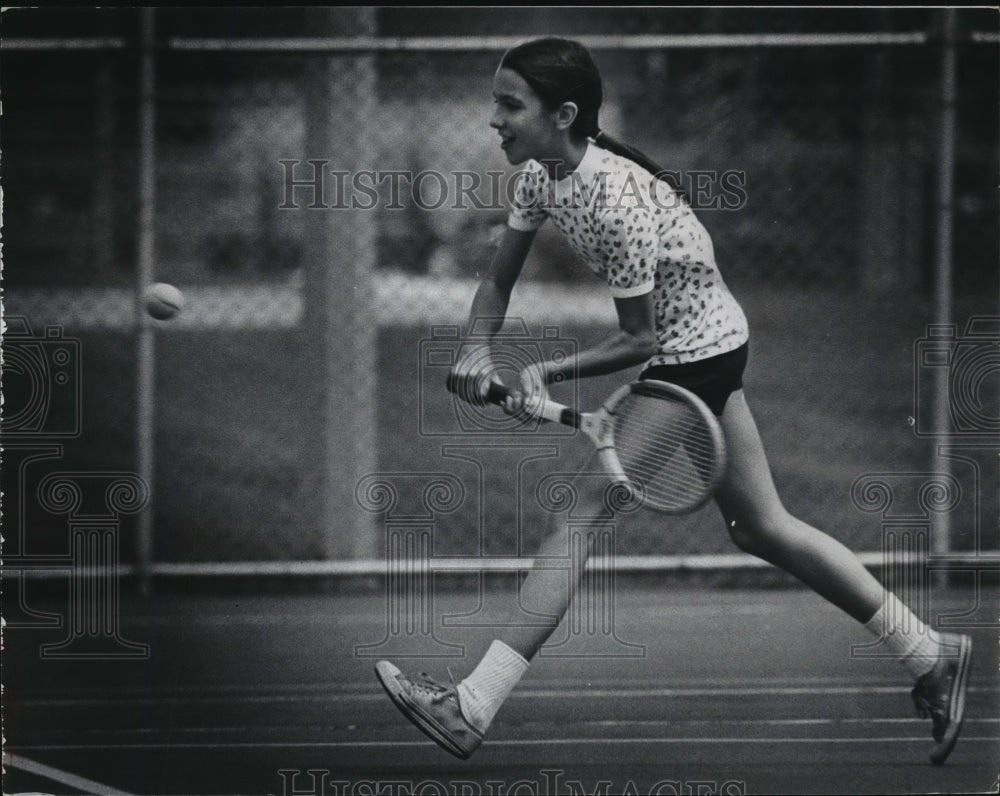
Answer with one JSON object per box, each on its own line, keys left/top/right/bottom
{"left": 445, "top": 374, "right": 511, "bottom": 405}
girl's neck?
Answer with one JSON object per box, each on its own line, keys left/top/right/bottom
{"left": 544, "top": 138, "right": 589, "bottom": 181}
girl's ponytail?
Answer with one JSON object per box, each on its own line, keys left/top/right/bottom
{"left": 593, "top": 129, "right": 689, "bottom": 201}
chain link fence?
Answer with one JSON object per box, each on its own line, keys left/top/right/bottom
{"left": 3, "top": 8, "right": 997, "bottom": 575}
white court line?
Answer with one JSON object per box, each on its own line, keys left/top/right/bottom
{"left": 516, "top": 686, "right": 907, "bottom": 698}
{"left": 31, "top": 717, "right": 1000, "bottom": 738}
{"left": 18, "top": 684, "right": 997, "bottom": 706}
{"left": 586, "top": 717, "right": 1000, "bottom": 727}
{"left": 19, "top": 676, "right": 988, "bottom": 698}
{"left": 3, "top": 752, "right": 138, "bottom": 796}
{"left": 10, "top": 680, "right": 905, "bottom": 701}
{"left": 15, "top": 686, "right": 914, "bottom": 706}
{"left": 7, "top": 737, "right": 1000, "bottom": 751}
{"left": 20, "top": 675, "right": 909, "bottom": 695}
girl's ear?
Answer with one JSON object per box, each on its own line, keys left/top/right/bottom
{"left": 553, "top": 101, "right": 579, "bottom": 132}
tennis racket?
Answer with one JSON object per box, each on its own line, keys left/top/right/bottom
{"left": 446, "top": 375, "right": 726, "bottom": 514}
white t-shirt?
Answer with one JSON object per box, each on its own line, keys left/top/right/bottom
{"left": 507, "top": 142, "right": 749, "bottom": 365}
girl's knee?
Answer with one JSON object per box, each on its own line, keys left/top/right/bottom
{"left": 724, "top": 516, "right": 760, "bottom": 554}
{"left": 723, "top": 509, "right": 791, "bottom": 556}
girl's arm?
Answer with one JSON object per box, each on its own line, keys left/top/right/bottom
{"left": 465, "top": 225, "right": 537, "bottom": 336}
{"left": 451, "top": 226, "right": 538, "bottom": 402}
{"left": 524, "top": 291, "right": 658, "bottom": 391}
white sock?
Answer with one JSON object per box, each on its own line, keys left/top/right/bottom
{"left": 864, "top": 592, "right": 943, "bottom": 680}
{"left": 456, "top": 640, "right": 529, "bottom": 732}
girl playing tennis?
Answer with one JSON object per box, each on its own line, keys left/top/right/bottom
{"left": 376, "top": 37, "right": 972, "bottom": 766}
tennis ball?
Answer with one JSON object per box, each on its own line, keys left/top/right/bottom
{"left": 144, "top": 282, "right": 185, "bottom": 320}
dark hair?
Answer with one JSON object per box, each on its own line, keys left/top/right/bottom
{"left": 499, "top": 37, "right": 603, "bottom": 140}
{"left": 499, "top": 37, "right": 684, "bottom": 196}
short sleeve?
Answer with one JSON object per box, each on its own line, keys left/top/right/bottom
{"left": 596, "top": 204, "right": 657, "bottom": 298}
{"left": 507, "top": 162, "right": 549, "bottom": 231}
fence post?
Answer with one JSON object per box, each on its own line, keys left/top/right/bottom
{"left": 135, "top": 7, "right": 157, "bottom": 595}
{"left": 300, "top": 9, "right": 378, "bottom": 560}
{"left": 932, "top": 8, "right": 957, "bottom": 560}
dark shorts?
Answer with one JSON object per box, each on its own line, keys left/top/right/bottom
{"left": 639, "top": 341, "right": 749, "bottom": 416}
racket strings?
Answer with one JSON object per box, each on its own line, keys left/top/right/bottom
{"left": 612, "top": 393, "right": 720, "bottom": 511}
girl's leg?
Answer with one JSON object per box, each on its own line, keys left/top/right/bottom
{"left": 496, "top": 465, "right": 608, "bottom": 660}
{"left": 453, "top": 464, "right": 608, "bottom": 730}
{"left": 375, "top": 464, "right": 617, "bottom": 759}
{"left": 714, "top": 389, "right": 973, "bottom": 764}
{"left": 713, "top": 389, "right": 884, "bottom": 622}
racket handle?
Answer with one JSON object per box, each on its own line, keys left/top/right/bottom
{"left": 446, "top": 373, "right": 577, "bottom": 427}
{"left": 445, "top": 374, "right": 511, "bottom": 405}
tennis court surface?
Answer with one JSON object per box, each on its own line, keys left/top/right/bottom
{"left": 4, "top": 583, "right": 998, "bottom": 795}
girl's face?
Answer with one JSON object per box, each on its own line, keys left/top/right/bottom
{"left": 490, "top": 67, "right": 565, "bottom": 166}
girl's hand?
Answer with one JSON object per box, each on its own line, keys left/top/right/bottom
{"left": 502, "top": 363, "right": 548, "bottom": 417}
{"left": 451, "top": 345, "right": 502, "bottom": 407}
